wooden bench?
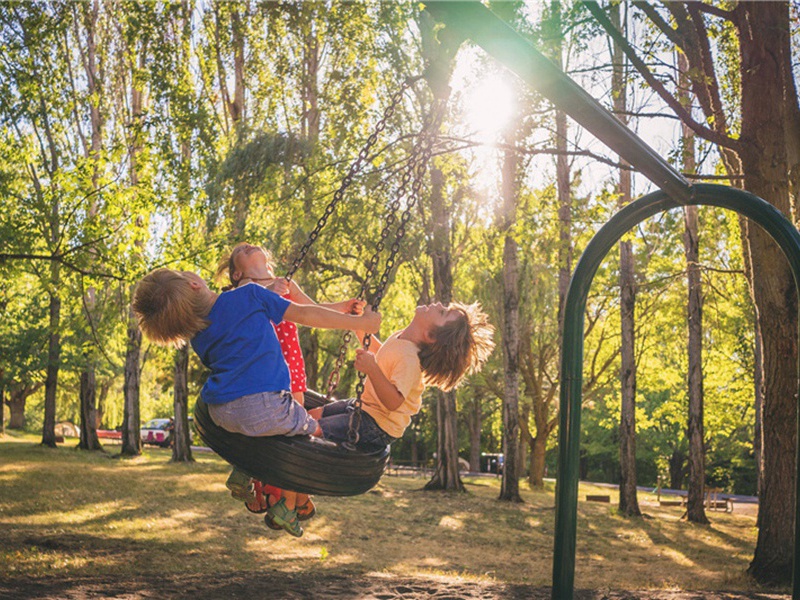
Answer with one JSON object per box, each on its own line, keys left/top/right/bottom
{"left": 586, "top": 494, "right": 610, "bottom": 503}
{"left": 705, "top": 488, "right": 734, "bottom": 512}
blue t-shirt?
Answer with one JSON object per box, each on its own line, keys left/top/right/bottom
{"left": 191, "top": 284, "right": 292, "bottom": 404}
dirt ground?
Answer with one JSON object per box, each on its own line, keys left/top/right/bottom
{"left": 0, "top": 572, "right": 791, "bottom": 600}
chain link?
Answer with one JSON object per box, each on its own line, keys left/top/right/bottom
{"left": 285, "top": 76, "right": 421, "bottom": 283}
{"left": 341, "top": 96, "right": 450, "bottom": 451}
{"left": 324, "top": 100, "right": 441, "bottom": 402}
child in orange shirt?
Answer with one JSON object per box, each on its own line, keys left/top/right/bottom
{"left": 309, "top": 302, "right": 494, "bottom": 452}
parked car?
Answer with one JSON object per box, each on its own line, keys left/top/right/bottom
{"left": 140, "top": 418, "right": 174, "bottom": 447}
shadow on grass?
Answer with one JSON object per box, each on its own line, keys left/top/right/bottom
{"left": 0, "top": 439, "right": 789, "bottom": 598}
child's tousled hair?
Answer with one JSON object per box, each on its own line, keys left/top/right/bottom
{"left": 132, "top": 268, "right": 210, "bottom": 348}
{"left": 417, "top": 302, "right": 495, "bottom": 392}
{"left": 215, "top": 242, "right": 275, "bottom": 291}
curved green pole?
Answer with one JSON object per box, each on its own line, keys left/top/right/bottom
{"left": 553, "top": 183, "right": 800, "bottom": 600}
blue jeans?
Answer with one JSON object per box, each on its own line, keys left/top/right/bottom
{"left": 208, "top": 390, "right": 317, "bottom": 437}
{"left": 317, "top": 399, "right": 395, "bottom": 452}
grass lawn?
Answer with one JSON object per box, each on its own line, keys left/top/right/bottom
{"left": 0, "top": 431, "right": 786, "bottom": 596}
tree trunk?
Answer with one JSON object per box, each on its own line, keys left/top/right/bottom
{"left": 684, "top": 203, "right": 708, "bottom": 523}
{"left": 668, "top": 449, "right": 685, "bottom": 491}
{"left": 78, "top": 367, "right": 101, "bottom": 451}
{"left": 740, "top": 3, "right": 796, "bottom": 584}
{"left": 498, "top": 126, "right": 522, "bottom": 502}
{"left": 77, "top": 0, "right": 103, "bottom": 455}
{"left": 42, "top": 281, "right": 60, "bottom": 448}
{"left": 95, "top": 378, "right": 111, "bottom": 428}
{"left": 425, "top": 389, "right": 463, "bottom": 491}
{"left": 7, "top": 386, "right": 28, "bottom": 430}
{"left": 121, "top": 25, "right": 147, "bottom": 456}
{"left": 172, "top": 345, "right": 194, "bottom": 463}
{"left": 678, "top": 52, "right": 708, "bottom": 524}
{"left": 467, "top": 396, "right": 481, "bottom": 472}
{"left": 618, "top": 241, "right": 640, "bottom": 516}
{"left": 121, "top": 300, "right": 143, "bottom": 456}
{"left": 611, "top": 2, "right": 640, "bottom": 518}
{"left": 424, "top": 167, "right": 464, "bottom": 492}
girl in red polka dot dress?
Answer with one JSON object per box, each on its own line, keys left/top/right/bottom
{"left": 216, "top": 242, "right": 365, "bottom": 528}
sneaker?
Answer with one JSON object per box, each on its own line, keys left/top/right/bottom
{"left": 225, "top": 469, "right": 255, "bottom": 502}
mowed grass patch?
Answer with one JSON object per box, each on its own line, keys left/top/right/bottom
{"left": 0, "top": 433, "right": 776, "bottom": 594}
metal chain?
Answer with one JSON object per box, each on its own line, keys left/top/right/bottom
{"left": 324, "top": 104, "right": 441, "bottom": 400}
{"left": 341, "top": 96, "right": 450, "bottom": 451}
{"left": 285, "top": 76, "right": 421, "bottom": 283}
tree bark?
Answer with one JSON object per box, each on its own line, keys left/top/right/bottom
{"left": 684, "top": 202, "right": 708, "bottom": 523}
{"left": 498, "top": 125, "right": 522, "bottom": 502}
{"left": 738, "top": 3, "right": 797, "bottom": 584}
{"left": 7, "top": 384, "right": 40, "bottom": 430}
{"left": 42, "top": 280, "right": 60, "bottom": 448}
{"left": 121, "top": 23, "right": 147, "bottom": 457}
{"left": 76, "top": 0, "right": 103, "bottom": 454}
{"left": 612, "top": 1, "right": 641, "bottom": 518}
{"left": 121, "top": 300, "right": 142, "bottom": 456}
{"left": 78, "top": 367, "right": 101, "bottom": 451}
{"left": 172, "top": 345, "right": 194, "bottom": 463}
{"left": 679, "top": 52, "right": 708, "bottom": 524}
{"left": 619, "top": 241, "right": 640, "bottom": 516}
{"left": 669, "top": 449, "right": 685, "bottom": 491}
{"left": 425, "top": 389, "right": 463, "bottom": 491}
{"left": 467, "top": 396, "right": 482, "bottom": 472}
{"left": 424, "top": 167, "right": 464, "bottom": 492}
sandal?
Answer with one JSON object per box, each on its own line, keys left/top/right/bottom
{"left": 266, "top": 498, "right": 303, "bottom": 537}
{"left": 225, "top": 469, "right": 255, "bottom": 502}
{"left": 296, "top": 497, "right": 316, "bottom": 521}
{"left": 245, "top": 480, "right": 269, "bottom": 514}
{"left": 263, "top": 492, "right": 282, "bottom": 530}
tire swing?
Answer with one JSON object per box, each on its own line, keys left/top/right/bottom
{"left": 194, "top": 76, "right": 450, "bottom": 496}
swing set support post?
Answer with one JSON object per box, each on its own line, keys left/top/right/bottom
{"left": 424, "top": 2, "right": 800, "bottom": 598}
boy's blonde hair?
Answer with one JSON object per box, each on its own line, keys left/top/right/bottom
{"left": 215, "top": 242, "right": 275, "bottom": 290}
{"left": 418, "top": 302, "right": 495, "bottom": 392}
{"left": 132, "top": 268, "right": 210, "bottom": 348}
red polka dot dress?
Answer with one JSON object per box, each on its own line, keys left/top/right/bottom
{"left": 274, "top": 295, "right": 307, "bottom": 394}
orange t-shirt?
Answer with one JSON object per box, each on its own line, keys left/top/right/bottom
{"left": 361, "top": 332, "right": 424, "bottom": 439}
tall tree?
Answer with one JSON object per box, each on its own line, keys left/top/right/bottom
{"left": 74, "top": 0, "right": 104, "bottom": 452}
{"left": 496, "top": 117, "right": 523, "bottom": 502}
{"left": 612, "top": 2, "right": 640, "bottom": 518}
{"left": 678, "top": 52, "right": 707, "bottom": 525}
{"left": 593, "top": 1, "right": 800, "bottom": 581}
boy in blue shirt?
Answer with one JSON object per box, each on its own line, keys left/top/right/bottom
{"left": 132, "top": 268, "right": 380, "bottom": 536}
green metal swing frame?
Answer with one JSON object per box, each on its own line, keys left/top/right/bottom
{"left": 424, "top": 2, "right": 800, "bottom": 598}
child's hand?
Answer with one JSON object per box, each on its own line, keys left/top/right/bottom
{"left": 359, "top": 306, "right": 381, "bottom": 334}
{"left": 269, "top": 278, "right": 290, "bottom": 296}
{"left": 344, "top": 298, "right": 366, "bottom": 315}
{"left": 354, "top": 348, "right": 378, "bottom": 375}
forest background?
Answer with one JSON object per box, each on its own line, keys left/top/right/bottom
{"left": 1, "top": 0, "right": 799, "bottom": 584}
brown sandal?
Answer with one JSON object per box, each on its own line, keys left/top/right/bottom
{"left": 296, "top": 497, "right": 316, "bottom": 521}
{"left": 245, "top": 480, "right": 269, "bottom": 514}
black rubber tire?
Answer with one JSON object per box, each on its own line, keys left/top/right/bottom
{"left": 193, "top": 395, "right": 389, "bottom": 497}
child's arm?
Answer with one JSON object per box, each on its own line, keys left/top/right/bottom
{"left": 352, "top": 330, "right": 383, "bottom": 352}
{"left": 354, "top": 348, "right": 404, "bottom": 411}
{"left": 283, "top": 279, "right": 365, "bottom": 314}
{"left": 284, "top": 302, "right": 380, "bottom": 334}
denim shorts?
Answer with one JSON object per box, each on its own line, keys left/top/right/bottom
{"left": 208, "top": 391, "right": 317, "bottom": 437}
{"left": 317, "top": 399, "right": 395, "bottom": 452}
